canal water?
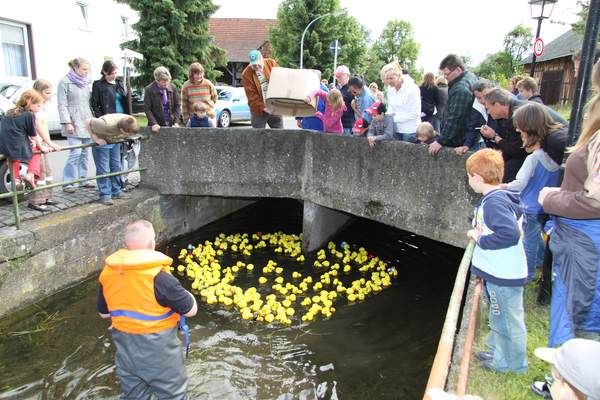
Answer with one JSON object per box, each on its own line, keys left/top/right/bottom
{"left": 0, "top": 199, "right": 462, "bottom": 399}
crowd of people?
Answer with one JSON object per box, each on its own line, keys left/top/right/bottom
{"left": 1, "top": 47, "right": 600, "bottom": 399}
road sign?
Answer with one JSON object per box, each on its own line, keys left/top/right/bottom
{"left": 533, "top": 37, "right": 544, "bottom": 57}
{"left": 329, "top": 40, "right": 342, "bottom": 54}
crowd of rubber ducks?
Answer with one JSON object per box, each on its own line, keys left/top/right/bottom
{"left": 175, "top": 232, "right": 398, "bottom": 326}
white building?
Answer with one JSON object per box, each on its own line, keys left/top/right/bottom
{"left": 0, "top": 0, "right": 139, "bottom": 87}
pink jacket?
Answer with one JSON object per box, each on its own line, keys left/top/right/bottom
{"left": 308, "top": 89, "right": 346, "bottom": 134}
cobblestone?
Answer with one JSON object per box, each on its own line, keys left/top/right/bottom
{"left": 0, "top": 186, "right": 110, "bottom": 227}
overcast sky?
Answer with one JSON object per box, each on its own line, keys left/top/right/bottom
{"left": 213, "top": 0, "right": 582, "bottom": 72}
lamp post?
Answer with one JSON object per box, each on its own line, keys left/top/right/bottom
{"left": 529, "top": 0, "right": 558, "bottom": 77}
{"left": 300, "top": 11, "right": 342, "bottom": 69}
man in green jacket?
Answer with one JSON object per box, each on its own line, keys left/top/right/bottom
{"left": 428, "top": 54, "right": 477, "bottom": 155}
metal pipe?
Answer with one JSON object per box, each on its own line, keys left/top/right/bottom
{"left": 7, "top": 158, "right": 21, "bottom": 230}
{"left": 423, "top": 240, "right": 475, "bottom": 400}
{"left": 455, "top": 279, "right": 484, "bottom": 396}
{"left": 567, "top": 0, "right": 600, "bottom": 150}
{"left": 299, "top": 11, "right": 342, "bottom": 69}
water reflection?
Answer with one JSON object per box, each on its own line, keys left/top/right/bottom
{"left": 0, "top": 199, "right": 461, "bottom": 399}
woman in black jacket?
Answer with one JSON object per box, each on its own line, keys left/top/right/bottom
{"left": 90, "top": 61, "right": 133, "bottom": 205}
{"left": 419, "top": 72, "right": 440, "bottom": 132}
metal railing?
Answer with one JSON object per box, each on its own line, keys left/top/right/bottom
{"left": 423, "top": 240, "right": 475, "bottom": 399}
{"left": 0, "top": 142, "right": 144, "bottom": 229}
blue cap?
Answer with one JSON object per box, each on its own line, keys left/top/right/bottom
{"left": 249, "top": 50, "right": 261, "bottom": 65}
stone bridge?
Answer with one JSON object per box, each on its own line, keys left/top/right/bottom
{"left": 142, "top": 128, "right": 478, "bottom": 249}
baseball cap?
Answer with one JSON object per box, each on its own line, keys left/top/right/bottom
{"left": 249, "top": 50, "right": 261, "bottom": 65}
{"left": 352, "top": 118, "right": 369, "bottom": 134}
{"left": 366, "top": 101, "right": 382, "bottom": 116}
{"left": 535, "top": 338, "right": 600, "bottom": 399}
{"left": 334, "top": 65, "right": 350, "bottom": 77}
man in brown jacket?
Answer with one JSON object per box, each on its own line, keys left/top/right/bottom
{"left": 241, "top": 50, "right": 283, "bottom": 129}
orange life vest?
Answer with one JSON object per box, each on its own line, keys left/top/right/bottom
{"left": 99, "top": 248, "right": 180, "bottom": 334}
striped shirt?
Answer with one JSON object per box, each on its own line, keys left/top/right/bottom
{"left": 181, "top": 79, "right": 217, "bottom": 122}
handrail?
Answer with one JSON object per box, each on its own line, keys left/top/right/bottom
{"left": 455, "top": 279, "right": 483, "bottom": 396}
{"left": 2, "top": 139, "right": 145, "bottom": 229}
{"left": 423, "top": 240, "right": 475, "bottom": 400}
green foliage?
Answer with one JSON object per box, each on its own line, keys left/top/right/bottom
{"left": 118, "top": 0, "right": 227, "bottom": 88}
{"left": 370, "top": 20, "right": 420, "bottom": 77}
{"left": 473, "top": 50, "right": 514, "bottom": 85}
{"left": 268, "top": 0, "right": 369, "bottom": 81}
{"left": 572, "top": 0, "right": 600, "bottom": 41}
{"left": 503, "top": 24, "right": 533, "bottom": 70}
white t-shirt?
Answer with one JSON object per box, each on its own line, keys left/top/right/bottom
{"left": 386, "top": 74, "right": 421, "bottom": 134}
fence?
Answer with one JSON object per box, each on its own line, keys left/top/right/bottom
{"left": 0, "top": 142, "right": 144, "bottom": 229}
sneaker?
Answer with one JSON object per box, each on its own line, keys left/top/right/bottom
{"left": 475, "top": 351, "right": 493, "bottom": 362}
{"left": 531, "top": 381, "right": 551, "bottom": 398}
{"left": 63, "top": 186, "right": 76, "bottom": 193}
{"left": 27, "top": 203, "right": 49, "bottom": 212}
{"left": 82, "top": 182, "right": 96, "bottom": 188}
{"left": 113, "top": 192, "right": 131, "bottom": 199}
{"left": 99, "top": 198, "right": 114, "bottom": 206}
{"left": 479, "top": 359, "right": 497, "bottom": 372}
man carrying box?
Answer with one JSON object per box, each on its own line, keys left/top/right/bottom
{"left": 242, "top": 50, "right": 283, "bottom": 129}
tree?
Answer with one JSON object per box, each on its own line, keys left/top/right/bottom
{"left": 503, "top": 24, "right": 533, "bottom": 71}
{"left": 118, "top": 0, "right": 227, "bottom": 88}
{"left": 572, "top": 0, "right": 600, "bottom": 41}
{"left": 370, "top": 20, "right": 420, "bottom": 77}
{"left": 268, "top": 0, "right": 369, "bottom": 81}
{"left": 473, "top": 51, "right": 514, "bottom": 87}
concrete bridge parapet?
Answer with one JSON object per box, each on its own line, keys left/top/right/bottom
{"left": 141, "top": 128, "right": 478, "bottom": 249}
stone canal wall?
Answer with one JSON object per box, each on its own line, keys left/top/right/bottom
{"left": 142, "top": 128, "right": 478, "bottom": 249}
{"left": 0, "top": 189, "right": 253, "bottom": 318}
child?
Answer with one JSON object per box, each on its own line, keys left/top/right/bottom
{"left": 85, "top": 114, "right": 140, "bottom": 145}
{"left": 352, "top": 118, "right": 369, "bottom": 135}
{"left": 187, "top": 102, "right": 214, "bottom": 128}
{"left": 365, "top": 102, "right": 395, "bottom": 148}
{"left": 505, "top": 104, "right": 561, "bottom": 283}
{"left": 29, "top": 79, "right": 62, "bottom": 211}
{"left": 305, "top": 88, "right": 346, "bottom": 134}
{"left": 0, "top": 89, "right": 48, "bottom": 191}
{"left": 466, "top": 149, "right": 528, "bottom": 374}
{"left": 415, "top": 121, "right": 440, "bottom": 145}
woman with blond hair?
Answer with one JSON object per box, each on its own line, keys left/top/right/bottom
{"left": 58, "top": 57, "right": 94, "bottom": 193}
{"left": 539, "top": 59, "right": 600, "bottom": 348}
{"left": 379, "top": 61, "right": 421, "bottom": 142}
{"left": 420, "top": 72, "right": 440, "bottom": 132}
{"left": 181, "top": 62, "right": 217, "bottom": 126}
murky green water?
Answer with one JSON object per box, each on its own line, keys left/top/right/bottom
{"left": 0, "top": 199, "right": 462, "bottom": 399}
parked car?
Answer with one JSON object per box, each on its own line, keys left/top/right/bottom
{"left": 8, "top": 83, "right": 62, "bottom": 136}
{"left": 214, "top": 86, "right": 250, "bottom": 127}
{"left": 0, "top": 94, "right": 13, "bottom": 119}
{"left": 131, "top": 89, "right": 145, "bottom": 114}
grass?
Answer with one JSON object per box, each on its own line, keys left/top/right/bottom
{"left": 467, "top": 278, "right": 550, "bottom": 400}
{"left": 548, "top": 102, "right": 572, "bottom": 122}
{"left": 134, "top": 113, "right": 148, "bottom": 127}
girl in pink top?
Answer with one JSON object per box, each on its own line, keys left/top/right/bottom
{"left": 305, "top": 88, "right": 346, "bottom": 134}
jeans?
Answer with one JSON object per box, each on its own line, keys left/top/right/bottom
{"left": 63, "top": 137, "right": 92, "bottom": 187}
{"left": 524, "top": 213, "right": 546, "bottom": 282}
{"left": 343, "top": 127, "right": 352, "bottom": 136}
{"left": 470, "top": 140, "right": 485, "bottom": 152}
{"left": 250, "top": 112, "right": 283, "bottom": 129}
{"left": 92, "top": 144, "right": 122, "bottom": 199}
{"left": 484, "top": 281, "right": 528, "bottom": 373}
{"left": 396, "top": 132, "right": 417, "bottom": 143}
{"left": 120, "top": 140, "right": 140, "bottom": 188}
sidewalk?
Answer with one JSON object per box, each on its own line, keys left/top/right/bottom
{"left": 0, "top": 186, "right": 101, "bottom": 228}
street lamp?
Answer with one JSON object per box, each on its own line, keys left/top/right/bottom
{"left": 300, "top": 10, "right": 343, "bottom": 69}
{"left": 529, "top": 0, "right": 558, "bottom": 77}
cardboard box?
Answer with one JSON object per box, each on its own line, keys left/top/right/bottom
{"left": 265, "top": 67, "right": 321, "bottom": 117}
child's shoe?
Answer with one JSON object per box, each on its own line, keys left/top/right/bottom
{"left": 20, "top": 172, "right": 36, "bottom": 189}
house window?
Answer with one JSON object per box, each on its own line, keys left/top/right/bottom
{"left": 121, "top": 16, "right": 129, "bottom": 38}
{"left": 77, "top": 2, "right": 89, "bottom": 28}
{"left": 0, "top": 21, "right": 29, "bottom": 77}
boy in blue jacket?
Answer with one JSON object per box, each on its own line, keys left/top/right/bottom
{"left": 466, "top": 149, "right": 528, "bottom": 374}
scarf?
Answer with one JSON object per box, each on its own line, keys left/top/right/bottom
{"left": 67, "top": 69, "right": 88, "bottom": 88}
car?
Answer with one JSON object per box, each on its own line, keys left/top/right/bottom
{"left": 131, "top": 89, "right": 145, "bottom": 114}
{"left": 0, "top": 94, "right": 13, "bottom": 119}
{"left": 214, "top": 86, "right": 250, "bottom": 127}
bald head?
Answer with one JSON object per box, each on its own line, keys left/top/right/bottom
{"left": 124, "top": 220, "right": 156, "bottom": 250}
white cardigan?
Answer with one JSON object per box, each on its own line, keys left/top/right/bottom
{"left": 385, "top": 74, "right": 421, "bottom": 134}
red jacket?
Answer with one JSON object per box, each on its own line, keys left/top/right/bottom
{"left": 241, "top": 58, "right": 279, "bottom": 115}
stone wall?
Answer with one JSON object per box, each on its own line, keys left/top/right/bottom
{"left": 142, "top": 128, "right": 478, "bottom": 248}
{"left": 0, "top": 189, "right": 253, "bottom": 318}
